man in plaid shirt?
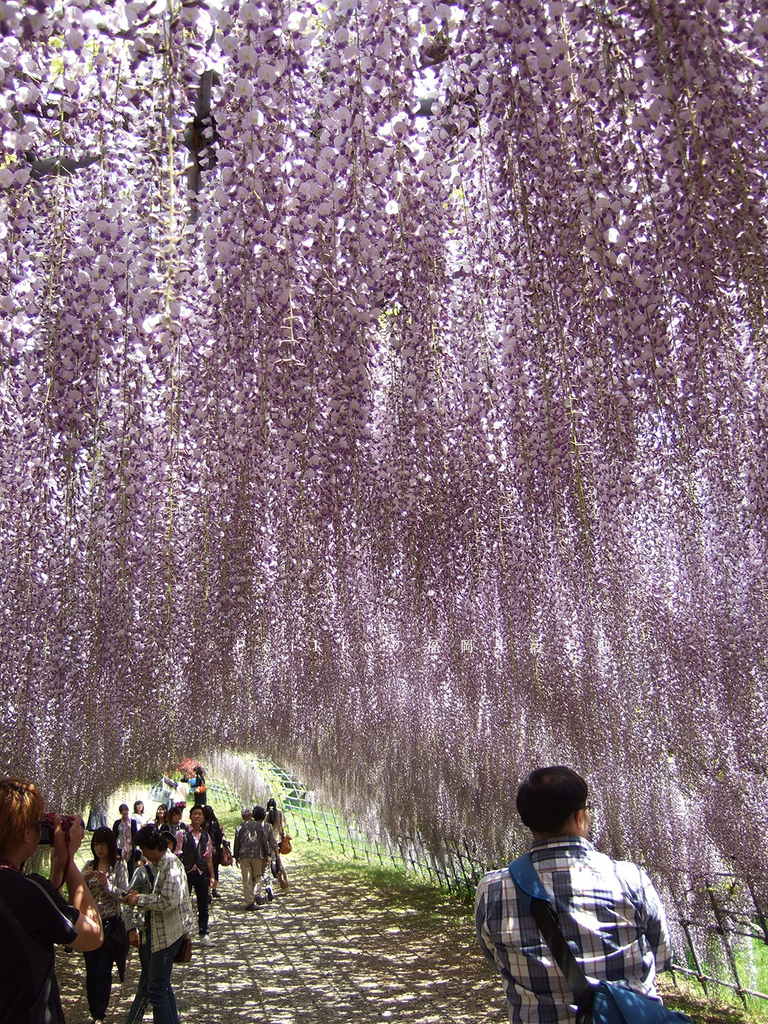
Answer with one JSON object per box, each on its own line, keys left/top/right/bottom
{"left": 126, "top": 825, "right": 194, "bottom": 1024}
{"left": 475, "top": 767, "right": 673, "bottom": 1024}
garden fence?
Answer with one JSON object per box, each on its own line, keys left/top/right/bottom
{"left": 231, "top": 755, "right": 768, "bottom": 1008}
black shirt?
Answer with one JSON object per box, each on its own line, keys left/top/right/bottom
{"left": 0, "top": 868, "right": 79, "bottom": 1024}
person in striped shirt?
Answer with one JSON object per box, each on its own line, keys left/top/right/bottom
{"left": 475, "top": 767, "right": 673, "bottom": 1024}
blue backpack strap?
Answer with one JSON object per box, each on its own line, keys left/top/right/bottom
{"left": 509, "top": 853, "right": 595, "bottom": 1012}
{"left": 508, "top": 853, "right": 551, "bottom": 908}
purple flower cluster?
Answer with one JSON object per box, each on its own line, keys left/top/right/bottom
{"left": 0, "top": 0, "right": 767, "bottom": 904}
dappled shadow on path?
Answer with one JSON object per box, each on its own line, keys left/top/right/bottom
{"left": 56, "top": 852, "right": 507, "bottom": 1024}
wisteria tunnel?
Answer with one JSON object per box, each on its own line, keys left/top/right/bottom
{"left": 1, "top": 0, "right": 768, "bottom": 931}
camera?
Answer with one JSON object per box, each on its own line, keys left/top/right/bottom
{"left": 39, "top": 812, "right": 80, "bottom": 845}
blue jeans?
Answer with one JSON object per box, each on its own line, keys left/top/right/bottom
{"left": 125, "top": 933, "right": 151, "bottom": 1024}
{"left": 147, "top": 935, "right": 183, "bottom": 1024}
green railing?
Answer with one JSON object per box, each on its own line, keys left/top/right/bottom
{"left": 218, "top": 753, "right": 768, "bottom": 1010}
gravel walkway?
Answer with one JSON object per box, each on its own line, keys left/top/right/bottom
{"left": 55, "top": 853, "right": 508, "bottom": 1024}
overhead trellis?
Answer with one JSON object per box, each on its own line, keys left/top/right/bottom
{"left": 1, "top": 0, "right": 768, "bottom": 905}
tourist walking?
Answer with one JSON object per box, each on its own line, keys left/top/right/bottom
{"left": 163, "top": 774, "right": 190, "bottom": 809}
{"left": 124, "top": 855, "right": 158, "bottom": 1024}
{"left": 82, "top": 826, "right": 132, "bottom": 1023}
{"left": 113, "top": 803, "right": 139, "bottom": 873}
{"left": 232, "top": 805, "right": 252, "bottom": 894}
{"left": 166, "top": 804, "right": 187, "bottom": 846}
{"left": 132, "top": 800, "right": 148, "bottom": 827}
{"left": 87, "top": 800, "right": 108, "bottom": 832}
{"left": 266, "top": 797, "right": 285, "bottom": 843}
{"left": 202, "top": 804, "right": 225, "bottom": 898}
{"left": 191, "top": 766, "right": 207, "bottom": 808}
{"left": 234, "top": 804, "right": 279, "bottom": 908}
{"left": 126, "top": 824, "right": 194, "bottom": 1024}
{"left": 266, "top": 797, "right": 289, "bottom": 888}
{"left": 179, "top": 805, "right": 216, "bottom": 943}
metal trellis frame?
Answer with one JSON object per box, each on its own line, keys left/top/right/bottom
{"left": 231, "top": 755, "right": 768, "bottom": 1006}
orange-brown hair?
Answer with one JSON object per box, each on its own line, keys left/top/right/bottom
{"left": 0, "top": 777, "right": 44, "bottom": 856}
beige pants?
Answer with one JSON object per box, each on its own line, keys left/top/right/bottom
{"left": 240, "top": 857, "right": 269, "bottom": 903}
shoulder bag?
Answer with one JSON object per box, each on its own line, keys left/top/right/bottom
{"left": 280, "top": 834, "right": 293, "bottom": 855}
{"left": 508, "top": 855, "right": 692, "bottom": 1024}
{"left": 174, "top": 934, "right": 193, "bottom": 963}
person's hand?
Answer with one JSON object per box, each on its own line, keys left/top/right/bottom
{"left": 53, "top": 815, "right": 84, "bottom": 861}
{"left": 210, "top": 878, "right": 216, "bottom": 888}
{"left": 50, "top": 815, "right": 85, "bottom": 887}
{"left": 128, "top": 928, "right": 141, "bottom": 948}
{"left": 124, "top": 890, "right": 141, "bottom": 906}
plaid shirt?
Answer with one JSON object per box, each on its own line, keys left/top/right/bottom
{"left": 475, "top": 837, "right": 672, "bottom": 1024}
{"left": 136, "top": 850, "right": 194, "bottom": 953}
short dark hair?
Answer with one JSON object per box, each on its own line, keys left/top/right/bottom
{"left": 253, "top": 805, "right": 266, "bottom": 821}
{"left": 136, "top": 824, "right": 166, "bottom": 851}
{"left": 158, "top": 827, "right": 176, "bottom": 850}
{"left": 516, "top": 767, "right": 588, "bottom": 833}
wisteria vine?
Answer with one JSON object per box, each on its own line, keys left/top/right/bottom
{"left": 1, "top": 0, "right": 768, "bottom": 911}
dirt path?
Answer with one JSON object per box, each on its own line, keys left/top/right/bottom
{"left": 56, "top": 851, "right": 508, "bottom": 1024}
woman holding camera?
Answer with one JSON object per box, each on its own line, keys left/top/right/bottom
{"left": 82, "top": 826, "right": 132, "bottom": 1023}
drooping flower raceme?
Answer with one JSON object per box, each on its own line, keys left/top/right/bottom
{"left": 0, "top": 0, "right": 767, "bottom": 909}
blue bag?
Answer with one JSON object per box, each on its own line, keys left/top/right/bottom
{"left": 588, "top": 979, "right": 692, "bottom": 1024}
{"left": 508, "top": 855, "right": 693, "bottom": 1024}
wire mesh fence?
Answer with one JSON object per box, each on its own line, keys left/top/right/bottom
{"left": 225, "top": 754, "right": 768, "bottom": 1008}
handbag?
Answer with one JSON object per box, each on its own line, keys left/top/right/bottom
{"left": 280, "top": 834, "right": 293, "bottom": 855}
{"left": 219, "top": 840, "right": 233, "bottom": 867}
{"left": 508, "top": 855, "right": 692, "bottom": 1024}
{"left": 103, "top": 912, "right": 130, "bottom": 981}
{"left": 174, "top": 934, "right": 193, "bottom": 963}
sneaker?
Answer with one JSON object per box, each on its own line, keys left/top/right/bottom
{"left": 199, "top": 933, "right": 212, "bottom": 946}
{"left": 211, "top": 889, "right": 221, "bottom": 899}
{"left": 254, "top": 895, "right": 266, "bottom": 905}
{"left": 245, "top": 902, "right": 255, "bottom": 911}
{"left": 266, "top": 888, "right": 274, "bottom": 901}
